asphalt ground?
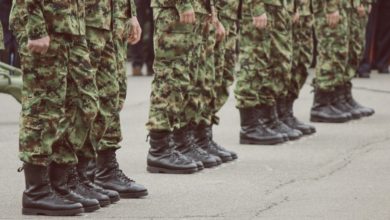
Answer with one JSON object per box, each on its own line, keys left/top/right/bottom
{"left": 0, "top": 69, "right": 389, "bottom": 220}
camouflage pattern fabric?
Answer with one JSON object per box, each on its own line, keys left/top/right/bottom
{"left": 344, "top": 4, "right": 369, "bottom": 82}
{"left": 0, "top": 23, "right": 4, "bottom": 50}
{"left": 11, "top": 0, "right": 99, "bottom": 166}
{"left": 313, "top": 4, "right": 349, "bottom": 91}
{"left": 211, "top": 17, "right": 237, "bottom": 124}
{"left": 189, "top": 12, "right": 215, "bottom": 126}
{"left": 266, "top": 4, "right": 293, "bottom": 99}
{"left": 85, "top": 0, "right": 112, "bottom": 30}
{"left": 100, "top": 0, "right": 137, "bottom": 150}
{"left": 234, "top": 16, "right": 273, "bottom": 108}
{"left": 24, "top": 0, "right": 86, "bottom": 39}
{"left": 146, "top": 7, "right": 195, "bottom": 131}
{"left": 216, "top": 0, "right": 240, "bottom": 20}
{"left": 84, "top": 27, "right": 120, "bottom": 152}
{"left": 16, "top": 32, "right": 98, "bottom": 166}
{"left": 289, "top": 14, "right": 314, "bottom": 99}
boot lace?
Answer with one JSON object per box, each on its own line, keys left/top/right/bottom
{"left": 107, "top": 153, "right": 135, "bottom": 184}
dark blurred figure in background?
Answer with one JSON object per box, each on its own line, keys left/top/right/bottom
{"left": 0, "top": 0, "right": 19, "bottom": 68}
{"left": 358, "top": 0, "right": 390, "bottom": 77}
{"left": 129, "top": 0, "right": 154, "bottom": 76}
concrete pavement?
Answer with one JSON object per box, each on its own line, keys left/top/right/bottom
{"left": 0, "top": 70, "right": 389, "bottom": 220}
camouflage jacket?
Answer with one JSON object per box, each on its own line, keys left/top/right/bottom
{"left": 150, "top": 0, "right": 194, "bottom": 14}
{"left": 85, "top": 0, "right": 112, "bottom": 30}
{"left": 23, "top": 0, "right": 86, "bottom": 39}
{"left": 9, "top": 0, "right": 27, "bottom": 33}
{"left": 296, "top": 0, "right": 312, "bottom": 16}
{"left": 113, "top": 0, "right": 137, "bottom": 19}
{"left": 243, "top": 0, "right": 294, "bottom": 18}
{"left": 216, "top": 0, "right": 239, "bottom": 20}
{"left": 312, "top": 0, "right": 340, "bottom": 13}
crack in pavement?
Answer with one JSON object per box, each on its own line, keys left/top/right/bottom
{"left": 254, "top": 196, "right": 290, "bottom": 217}
{"left": 253, "top": 136, "right": 390, "bottom": 218}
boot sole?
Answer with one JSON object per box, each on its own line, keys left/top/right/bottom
{"left": 22, "top": 207, "right": 84, "bottom": 216}
{"left": 147, "top": 166, "right": 198, "bottom": 174}
{"left": 98, "top": 199, "right": 111, "bottom": 207}
{"left": 203, "top": 161, "right": 219, "bottom": 168}
{"left": 119, "top": 190, "right": 149, "bottom": 198}
{"left": 310, "top": 116, "right": 350, "bottom": 123}
{"left": 240, "top": 138, "right": 286, "bottom": 145}
{"left": 220, "top": 156, "right": 233, "bottom": 163}
{"left": 109, "top": 195, "right": 121, "bottom": 203}
{"left": 83, "top": 204, "right": 100, "bottom": 213}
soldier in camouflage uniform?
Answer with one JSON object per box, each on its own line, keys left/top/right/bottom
{"left": 310, "top": 0, "right": 374, "bottom": 123}
{"left": 82, "top": 0, "right": 148, "bottom": 198}
{"left": 282, "top": 0, "right": 316, "bottom": 135}
{"left": 10, "top": 0, "right": 103, "bottom": 215}
{"left": 186, "top": 0, "right": 239, "bottom": 162}
{"left": 146, "top": 0, "right": 210, "bottom": 174}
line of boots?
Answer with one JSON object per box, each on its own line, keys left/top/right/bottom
{"left": 310, "top": 83, "right": 374, "bottom": 123}
{"left": 239, "top": 97, "right": 316, "bottom": 145}
{"left": 22, "top": 149, "right": 148, "bottom": 216}
{"left": 147, "top": 123, "right": 238, "bottom": 174}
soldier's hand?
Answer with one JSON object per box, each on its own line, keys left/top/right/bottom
{"left": 128, "top": 16, "right": 142, "bottom": 45}
{"left": 179, "top": 9, "right": 196, "bottom": 24}
{"left": 326, "top": 11, "right": 340, "bottom": 28}
{"left": 215, "top": 21, "right": 226, "bottom": 42}
{"left": 357, "top": 5, "right": 366, "bottom": 17}
{"left": 27, "top": 36, "right": 50, "bottom": 54}
{"left": 293, "top": 11, "right": 300, "bottom": 24}
{"left": 253, "top": 13, "right": 268, "bottom": 29}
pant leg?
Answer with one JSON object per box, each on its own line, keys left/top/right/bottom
{"left": 313, "top": 9, "right": 349, "bottom": 91}
{"left": 98, "top": 18, "right": 129, "bottom": 150}
{"left": 146, "top": 8, "right": 194, "bottom": 131}
{"left": 345, "top": 8, "right": 368, "bottom": 81}
{"left": 18, "top": 33, "right": 77, "bottom": 166}
{"left": 234, "top": 18, "right": 273, "bottom": 108}
{"left": 63, "top": 36, "right": 99, "bottom": 160}
{"left": 266, "top": 4, "right": 293, "bottom": 99}
{"left": 191, "top": 13, "right": 216, "bottom": 126}
{"left": 212, "top": 17, "right": 237, "bottom": 124}
{"left": 289, "top": 15, "right": 313, "bottom": 99}
{"left": 85, "top": 27, "right": 120, "bottom": 152}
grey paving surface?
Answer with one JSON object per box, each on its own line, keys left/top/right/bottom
{"left": 0, "top": 70, "right": 389, "bottom": 220}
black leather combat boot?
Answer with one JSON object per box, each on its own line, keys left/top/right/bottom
{"left": 333, "top": 86, "right": 363, "bottom": 119}
{"left": 259, "top": 104, "right": 303, "bottom": 140}
{"left": 197, "top": 124, "right": 238, "bottom": 161}
{"left": 94, "top": 149, "right": 148, "bottom": 198}
{"left": 67, "top": 166, "right": 111, "bottom": 207}
{"left": 77, "top": 157, "right": 120, "bottom": 203}
{"left": 22, "top": 163, "right": 84, "bottom": 216}
{"left": 278, "top": 97, "right": 316, "bottom": 135}
{"left": 147, "top": 130, "right": 198, "bottom": 174}
{"left": 49, "top": 162, "right": 100, "bottom": 213}
{"left": 174, "top": 125, "right": 220, "bottom": 168}
{"left": 344, "top": 82, "right": 375, "bottom": 117}
{"left": 310, "top": 89, "right": 352, "bottom": 123}
{"left": 239, "top": 107, "right": 286, "bottom": 145}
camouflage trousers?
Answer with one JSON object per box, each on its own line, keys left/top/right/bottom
{"left": 345, "top": 8, "right": 368, "bottom": 81}
{"left": 313, "top": 10, "right": 349, "bottom": 91}
{"left": 189, "top": 12, "right": 216, "bottom": 126}
{"left": 99, "top": 18, "right": 130, "bottom": 150}
{"left": 234, "top": 17, "right": 272, "bottom": 108}
{"left": 17, "top": 33, "right": 99, "bottom": 166}
{"left": 146, "top": 8, "right": 195, "bottom": 131}
{"left": 0, "top": 23, "right": 3, "bottom": 50}
{"left": 211, "top": 17, "right": 237, "bottom": 124}
{"left": 266, "top": 5, "right": 293, "bottom": 99}
{"left": 289, "top": 15, "right": 314, "bottom": 99}
{"left": 83, "top": 27, "right": 120, "bottom": 152}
